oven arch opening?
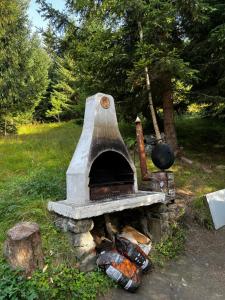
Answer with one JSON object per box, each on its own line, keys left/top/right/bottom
{"left": 89, "top": 151, "right": 134, "bottom": 200}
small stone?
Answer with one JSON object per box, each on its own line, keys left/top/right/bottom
{"left": 166, "top": 194, "right": 176, "bottom": 202}
{"left": 160, "top": 212, "right": 169, "bottom": 222}
{"left": 181, "top": 278, "right": 188, "bottom": 287}
{"left": 54, "top": 215, "right": 94, "bottom": 233}
{"left": 67, "top": 219, "right": 94, "bottom": 234}
{"left": 148, "top": 217, "right": 162, "bottom": 243}
{"left": 70, "top": 232, "right": 96, "bottom": 259}
{"left": 174, "top": 199, "right": 186, "bottom": 207}
{"left": 161, "top": 221, "right": 170, "bottom": 231}
{"left": 79, "top": 252, "right": 97, "bottom": 272}
{"left": 54, "top": 217, "right": 68, "bottom": 232}
{"left": 167, "top": 204, "right": 177, "bottom": 212}
{"left": 71, "top": 231, "right": 95, "bottom": 247}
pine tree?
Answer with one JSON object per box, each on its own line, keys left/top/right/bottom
{"left": 182, "top": 0, "right": 225, "bottom": 118}
{"left": 46, "top": 55, "right": 77, "bottom": 122}
{"left": 0, "top": 0, "right": 50, "bottom": 134}
{"left": 37, "top": 0, "right": 200, "bottom": 151}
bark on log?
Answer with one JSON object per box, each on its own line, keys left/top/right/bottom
{"left": 138, "top": 21, "right": 162, "bottom": 143}
{"left": 162, "top": 76, "right": 178, "bottom": 152}
{"left": 4, "top": 222, "right": 44, "bottom": 275}
{"left": 135, "top": 116, "right": 150, "bottom": 181}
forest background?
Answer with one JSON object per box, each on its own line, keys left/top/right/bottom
{"left": 1, "top": 1, "right": 225, "bottom": 298}
{"left": 1, "top": 0, "right": 225, "bottom": 151}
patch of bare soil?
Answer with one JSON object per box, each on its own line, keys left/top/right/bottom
{"left": 99, "top": 220, "right": 225, "bottom": 300}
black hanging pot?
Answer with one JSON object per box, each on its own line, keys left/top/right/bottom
{"left": 151, "top": 143, "right": 175, "bottom": 170}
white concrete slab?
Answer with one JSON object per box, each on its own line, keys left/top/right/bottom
{"left": 48, "top": 191, "right": 166, "bottom": 220}
{"left": 206, "top": 189, "right": 225, "bottom": 230}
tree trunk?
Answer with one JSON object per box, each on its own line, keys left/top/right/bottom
{"left": 138, "top": 21, "right": 162, "bottom": 143}
{"left": 162, "top": 76, "right": 178, "bottom": 152}
{"left": 4, "top": 222, "right": 44, "bottom": 276}
{"left": 145, "top": 67, "right": 162, "bottom": 142}
{"left": 4, "top": 119, "right": 7, "bottom": 136}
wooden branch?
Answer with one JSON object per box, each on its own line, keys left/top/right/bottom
{"left": 179, "top": 156, "right": 193, "bottom": 165}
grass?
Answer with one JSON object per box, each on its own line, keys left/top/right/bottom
{"left": 0, "top": 121, "right": 81, "bottom": 259}
{"left": 191, "top": 196, "right": 214, "bottom": 229}
{"left": 0, "top": 259, "right": 112, "bottom": 300}
{"left": 0, "top": 116, "right": 225, "bottom": 298}
{"left": 176, "top": 116, "right": 225, "bottom": 165}
{"left": 172, "top": 117, "right": 225, "bottom": 229}
{"left": 174, "top": 117, "right": 225, "bottom": 199}
{"left": 151, "top": 223, "right": 186, "bottom": 267}
{"left": 0, "top": 122, "right": 113, "bottom": 299}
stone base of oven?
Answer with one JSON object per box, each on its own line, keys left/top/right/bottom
{"left": 49, "top": 200, "right": 180, "bottom": 272}
{"left": 48, "top": 191, "right": 166, "bottom": 220}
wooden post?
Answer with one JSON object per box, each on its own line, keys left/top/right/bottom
{"left": 135, "top": 116, "right": 150, "bottom": 181}
{"left": 4, "top": 222, "right": 44, "bottom": 275}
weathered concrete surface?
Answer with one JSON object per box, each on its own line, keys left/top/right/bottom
{"left": 48, "top": 191, "right": 165, "bottom": 219}
{"left": 100, "top": 224, "right": 225, "bottom": 300}
{"left": 66, "top": 93, "right": 138, "bottom": 205}
{"left": 48, "top": 93, "right": 165, "bottom": 220}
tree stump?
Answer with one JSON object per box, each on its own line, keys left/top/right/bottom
{"left": 4, "top": 222, "right": 44, "bottom": 275}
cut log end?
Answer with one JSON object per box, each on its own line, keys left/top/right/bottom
{"left": 4, "top": 222, "right": 44, "bottom": 276}
{"left": 7, "top": 222, "right": 40, "bottom": 240}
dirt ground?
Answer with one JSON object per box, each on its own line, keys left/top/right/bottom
{"left": 100, "top": 222, "right": 225, "bottom": 300}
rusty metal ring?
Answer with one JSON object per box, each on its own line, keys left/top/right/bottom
{"left": 100, "top": 96, "right": 110, "bottom": 109}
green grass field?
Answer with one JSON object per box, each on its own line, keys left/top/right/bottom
{"left": 175, "top": 117, "right": 225, "bottom": 195}
{"left": 0, "top": 117, "right": 225, "bottom": 298}
{"left": 0, "top": 122, "right": 113, "bottom": 299}
{"left": 0, "top": 122, "right": 81, "bottom": 254}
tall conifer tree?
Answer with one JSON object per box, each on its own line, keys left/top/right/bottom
{"left": 0, "top": 0, "right": 50, "bottom": 134}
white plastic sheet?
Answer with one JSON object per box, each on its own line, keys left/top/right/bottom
{"left": 206, "top": 189, "right": 225, "bottom": 230}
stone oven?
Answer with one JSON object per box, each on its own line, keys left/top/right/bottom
{"left": 48, "top": 93, "right": 165, "bottom": 220}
